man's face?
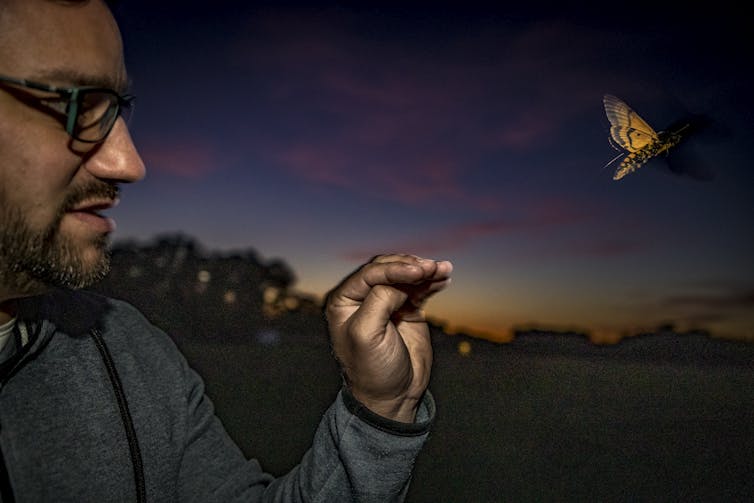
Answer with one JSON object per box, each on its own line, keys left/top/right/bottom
{"left": 0, "top": 0, "right": 145, "bottom": 300}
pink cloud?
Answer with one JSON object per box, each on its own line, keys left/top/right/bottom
{"left": 139, "top": 140, "right": 221, "bottom": 179}
{"left": 271, "top": 139, "right": 512, "bottom": 213}
{"left": 525, "top": 196, "right": 593, "bottom": 226}
{"left": 339, "top": 196, "right": 595, "bottom": 260}
{"left": 487, "top": 114, "right": 558, "bottom": 150}
{"left": 341, "top": 219, "right": 518, "bottom": 261}
{"left": 235, "top": 10, "right": 627, "bottom": 136}
{"left": 232, "top": 11, "right": 636, "bottom": 215}
{"left": 274, "top": 144, "right": 354, "bottom": 189}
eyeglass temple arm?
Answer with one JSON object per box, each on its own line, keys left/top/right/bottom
{"left": 65, "top": 88, "right": 80, "bottom": 136}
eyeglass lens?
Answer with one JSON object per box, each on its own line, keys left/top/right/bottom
{"left": 75, "top": 90, "right": 124, "bottom": 141}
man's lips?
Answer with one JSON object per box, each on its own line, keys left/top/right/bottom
{"left": 66, "top": 198, "right": 120, "bottom": 232}
{"left": 69, "top": 197, "right": 120, "bottom": 213}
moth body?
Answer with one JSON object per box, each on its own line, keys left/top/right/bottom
{"left": 603, "top": 94, "right": 691, "bottom": 180}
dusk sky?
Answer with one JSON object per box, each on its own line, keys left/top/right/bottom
{"left": 108, "top": 1, "right": 753, "bottom": 343}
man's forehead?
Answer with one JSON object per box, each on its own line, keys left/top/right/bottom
{"left": 0, "top": 0, "right": 127, "bottom": 91}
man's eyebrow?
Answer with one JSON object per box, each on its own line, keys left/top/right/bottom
{"left": 30, "top": 69, "right": 130, "bottom": 94}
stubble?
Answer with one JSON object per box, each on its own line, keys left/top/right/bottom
{"left": 0, "top": 182, "right": 117, "bottom": 294}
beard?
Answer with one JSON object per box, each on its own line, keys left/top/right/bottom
{"left": 0, "top": 182, "right": 118, "bottom": 294}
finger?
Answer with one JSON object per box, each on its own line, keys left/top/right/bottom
{"left": 373, "top": 255, "right": 453, "bottom": 282}
{"left": 330, "top": 260, "right": 430, "bottom": 306}
{"left": 351, "top": 275, "right": 451, "bottom": 331}
{"left": 362, "top": 256, "right": 451, "bottom": 288}
{"left": 370, "top": 253, "right": 423, "bottom": 264}
{"left": 405, "top": 277, "right": 452, "bottom": 306}
{"left": 347, "top": 284, "right": 411, "bottom": 343}
{"left": 431, "top": 259, "right": 453, "bottom": 278}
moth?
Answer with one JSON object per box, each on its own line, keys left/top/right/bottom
{"left": 602, "top": 94, "right": 693, "bottom": 180}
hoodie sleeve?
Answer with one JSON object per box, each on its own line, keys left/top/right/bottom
{"left": 127, "top": 313, "right": 436, "bottom": 501}
{"left": 262, "top": 388, "right": 435, "bottom": 502}
{"left": 176, "top": 352, "right": 434, "bottom": 502}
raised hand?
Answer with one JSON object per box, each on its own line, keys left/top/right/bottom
{"left": 325, "top": 254, "right": 453, "bottom": 422}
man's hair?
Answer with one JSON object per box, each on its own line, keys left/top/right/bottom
{"left": 45, "top": 0, "right": 120, "bottom": 8}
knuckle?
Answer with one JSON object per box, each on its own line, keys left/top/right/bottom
{"left": 371, "top": 284, "right": 393, "bottom": 299}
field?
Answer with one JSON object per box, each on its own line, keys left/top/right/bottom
{"left": 178, "top": 330, "right": 753, "bottom": 502}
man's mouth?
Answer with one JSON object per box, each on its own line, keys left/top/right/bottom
{"left": 66, "top": 198, "right": 120, "bottom": 233}
{"left": 70, "top": 197, "right": 119, "bottom": 214}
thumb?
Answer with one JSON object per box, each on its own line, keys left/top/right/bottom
{"left": 339, "top": 284, "right": 409, "bottom": 343}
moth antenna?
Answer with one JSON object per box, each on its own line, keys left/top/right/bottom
{"left": 603, "top": 152, "right": 624, "bottom": 169}
{"left": 607, "top": 135, "right": 623, "bottom": 152}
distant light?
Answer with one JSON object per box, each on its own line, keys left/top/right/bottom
{"left": 223, "top": 290, "right": 237, "bottom": 304}
{"left": 263, "top": 286, "right": 279, "bottom": 304}
{"left": 284, "top": 296, "right": 299, "bottom": 311}
{"left": 197, "top": 270, "right": 211, "bottom": 283}
{"left": 457, "top": 340, "right": 472, "bottom": 357}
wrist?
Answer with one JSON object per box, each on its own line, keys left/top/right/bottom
{"left": 352, "top": 392, "right": 420, "bottom": 423}
{"left": 341, "top": 387, "right": 436, "bottom": 435}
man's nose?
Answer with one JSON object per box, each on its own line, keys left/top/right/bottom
{"left": 82, "top": 117, "right": 146, "bottom": 183}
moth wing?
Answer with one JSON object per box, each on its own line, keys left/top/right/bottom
{"left": 603, "top": 94, "right": 659, "bottom": 152}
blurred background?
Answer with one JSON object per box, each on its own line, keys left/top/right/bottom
{"left": 94, "top": 1, "right": 753, "bottom": 500}
{"left": 110, "top": 0, "right": 754, "bottom": 345}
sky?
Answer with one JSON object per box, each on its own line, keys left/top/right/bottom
{"left": 108, "top": 1, "right": 754, "bottom": 344}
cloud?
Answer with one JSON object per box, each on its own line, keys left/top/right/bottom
{"left": 663, "top": 288, "right": 754, "bottom": 311}
{"left": 272, "top": 140, "right": 498, "bottom": 209}
{"left": 648, "top": 286, "right": 754, "bottom": 334}
{"left": 489, "top": 115, "right": 558, "bottom": 150}
{"left": 139, "top": 140, "right": 222, "bottom": 179}
{"left": 340, "top": 196, "right": 593, "bottom": 260}
{"left": 228, "top": 11, "right": 625, "bottom": 209}
{"left": 340, "top": 219, "right": 519, "bottom": 260}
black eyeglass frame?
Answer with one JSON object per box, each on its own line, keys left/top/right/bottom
{"left": 0, "top": 74, "right": 134, "bottom": 143}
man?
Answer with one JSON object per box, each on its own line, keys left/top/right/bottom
{"left": 0, "top": 0, "right": 453, "bottom": 501}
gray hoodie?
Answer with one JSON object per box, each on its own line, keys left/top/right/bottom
{"left": 0, "top": 289, "right": 434, "bottom": 502}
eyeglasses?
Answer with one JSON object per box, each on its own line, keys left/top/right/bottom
{"left": 0, "top": 74, "right": 134, "bottom": 143}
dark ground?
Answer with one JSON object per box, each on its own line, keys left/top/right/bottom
{"left": 174, "top": 322, "right": 753, "bottom": 503}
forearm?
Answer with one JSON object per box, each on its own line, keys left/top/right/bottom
{"left": 265, "top": 388, "right": 435, "bottom": 502}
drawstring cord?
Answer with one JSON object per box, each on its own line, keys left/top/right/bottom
{"left": 91, "top": 329, "right": 147, "bottom": 503}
